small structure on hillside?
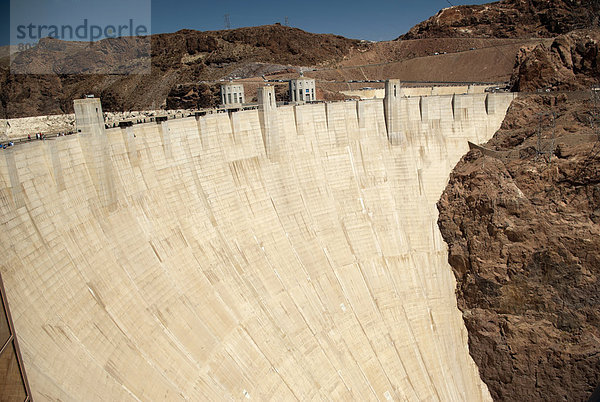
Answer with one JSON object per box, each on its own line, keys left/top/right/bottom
{"left": 289, "top": 73, "right": 316, "bottom": 103}
{"left": 221, "top": 81, "right": 245, "bottom": 106}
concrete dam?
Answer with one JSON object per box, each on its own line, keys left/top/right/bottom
{"left": 0, "top": 84, "right": 515, "bottom": 401}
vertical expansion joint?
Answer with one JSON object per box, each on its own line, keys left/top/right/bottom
{"left": 258, "top": 86, "right": 277, "bottom": 111}
{"left": 485, "top": 93, "right": 498, "bottom": 115}
{"left": 73, "top": 97, "right": 105, "bottom": 134}
{"left": 385, "top": 79, "right": 402, "bottom": 100}
{"left": 257, "top": 86, "right": 279, "bottom": 158}
{"left": 384, "top": 79, "right": 403, "bottom": 144}
{"left": 5, "top": 149, "right": 24, "bottom": 209}
{"left": 451, "top": 94, "right": 456, "bottom": 120}
{"left": 73, "top": 97, "right": 116, "bottom": 210}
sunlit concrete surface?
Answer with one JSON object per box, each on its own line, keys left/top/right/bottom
{"left": 0, "top": 92, "right": 515, "bottom": 401}
{"left": 340, "top": 84, "right": 491, "bottom": 100}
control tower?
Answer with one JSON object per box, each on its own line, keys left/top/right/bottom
{"left": 289, "top": 73, "right": 316, "bottom": 103}
{"left": 221, "top": 81, "right": 245, "bottom": 106}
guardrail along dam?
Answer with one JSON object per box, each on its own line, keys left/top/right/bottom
{"left": 0, "top": 83, "right": 516, "bottom": 401}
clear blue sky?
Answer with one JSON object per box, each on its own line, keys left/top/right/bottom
{"left": 0, "top": 0, "right": 489, "bottom": 46}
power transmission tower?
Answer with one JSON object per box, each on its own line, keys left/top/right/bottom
{"left": 284, "top": 16, "right": 289, "bottom": 26}
{"left": 224, "top": 14, "right": 231, "bottom": 29}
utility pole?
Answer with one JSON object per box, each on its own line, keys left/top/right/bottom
{"left": 224, "top": 14, "right": 231, "bottom": 29}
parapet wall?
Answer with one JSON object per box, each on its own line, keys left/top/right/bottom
{"left": 0, "top": 93, "right": 514, "bottom": 401}
{"left": 341, "top": 84, "right": 492, "bottom": 100}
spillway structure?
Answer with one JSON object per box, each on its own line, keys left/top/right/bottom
{"left": 0, "top": 83, "right": 516, "bottom": 401}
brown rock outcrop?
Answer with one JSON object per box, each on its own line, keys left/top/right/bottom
{"left": 165, "top": 83, "right": 220, "bottom": 110}
{"left": 400, "top": 0, "right": 599, "bottom": 40}
{"left": 438, "top": 93, "right": 600, "bottom": 401}
{"left": 511, "top": 29, "right": 600, "bottom": 91}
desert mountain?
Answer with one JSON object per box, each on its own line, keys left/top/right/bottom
{"left": 400, "top": 0, "right": 599, "bottom": 39}
{"left": 511, "top": 28, "right": 600, "bottom": 91}
{"left": 0, "top": 25, "right": 364, "bottom": 118}
{"left": 2, "top": 0, "right": 598, "bottom": 119}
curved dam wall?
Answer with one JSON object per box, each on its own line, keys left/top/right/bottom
{"left": 0, "top": 92, "right": 515, "bottom": 401}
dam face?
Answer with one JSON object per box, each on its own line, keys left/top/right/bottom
{"left": 0, "top": 92, "right": 515, "bottom": 401}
